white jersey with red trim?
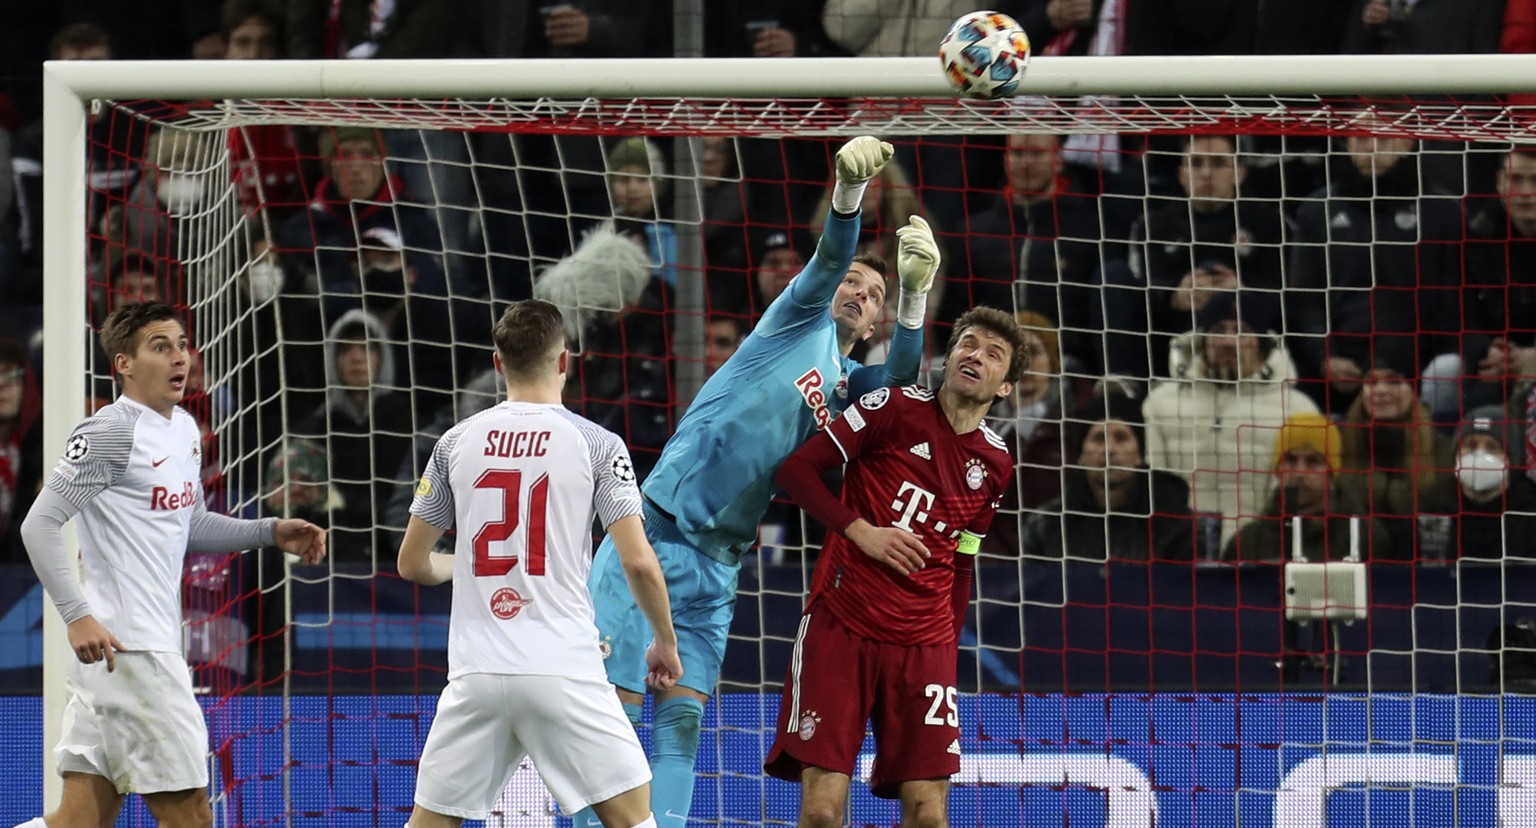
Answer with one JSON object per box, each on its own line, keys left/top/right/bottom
{"left": 44, "top": 396, "right": 205, "bottom": 654}
{"left": 411, "top": 401, "right": 643, "bottom": 680}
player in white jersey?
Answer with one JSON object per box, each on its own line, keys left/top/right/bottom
{"left": 15, "top": 301, "right": 326, "bottom": 828}
{"left": 398, "top": 299, "right": 682, "bottom": 828}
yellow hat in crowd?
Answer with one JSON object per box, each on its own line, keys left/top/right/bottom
{"left": 1272, "top": 412, "right": 1342, "bottom": 472}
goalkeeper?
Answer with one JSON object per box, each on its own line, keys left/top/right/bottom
{"left": 579, "top": 135, "right": 940, "bottom": 828}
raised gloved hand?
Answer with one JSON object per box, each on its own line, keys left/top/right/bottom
{"left": 835, "top": 135, "right": 894, "bottom": 185}
{"left": 896, "top": 215, "right": 940, "bottom": 330}
{"left": 831, "top": 136, "right": 894, "bottom": 214}
{"left": 897, "top": 215, "right": 939, "bottom": 294}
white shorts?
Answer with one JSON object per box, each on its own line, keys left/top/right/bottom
{"left": 56, "top": 651, "right": 209, "bottom": 794}
{"left": 414, "top": 673, "right": 650, "bottom": 819}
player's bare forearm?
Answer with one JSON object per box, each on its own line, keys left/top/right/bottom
{"left": 397, "top": 516, "right": 452, "bottom": 585}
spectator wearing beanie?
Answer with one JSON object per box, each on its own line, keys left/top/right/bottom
{"left": 1022, "top": 392, "right": 1195, "bottom": 562}
{"left": 1451, "top": 405, "right": 1536, "bottom": 559}
{"left": 1224, "top": 412, "right": 1391, "bottom": 562}
{"left": 1338, "top": 339, "right": 1457, "bottom": 559}
{"left": 603, "top": 136, "right": 678, "bottom": 288}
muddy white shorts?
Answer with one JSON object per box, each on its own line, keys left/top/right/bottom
{"left": 414, "top": 672, "right": 650, "bottom": 819}
{"left": 55, "top": 650, "right": 209, "bottom": 794}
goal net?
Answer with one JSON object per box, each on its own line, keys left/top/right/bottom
{"left": 38, "top": 55, "right": 1536, "bottom": 827}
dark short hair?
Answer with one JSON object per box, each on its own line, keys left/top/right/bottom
{"left": 1184, "top": 133, "right": 1240, "bottom": 156}
{"left": 945, "top": 306, "right": 1030, "bottom": 383}
{"left": 1504, "top": 146, "right": 1536, "bottom": 171}
{"left": 851, "top": 252, "right": 888, "bottom": 279}
{"left": 493, "top": 300, "right": 566, "bottom": 381}
{"left": 100, "top": 301, "right": 182, "bottom": 363}
{"left": 112, "top": 253, "right": 160, "bottom": 284}
{"left": 50, "top": 22, "right": 111, "bottom": 59}
{"left": 221, "top": 0, "right": 281, "bottom": 37}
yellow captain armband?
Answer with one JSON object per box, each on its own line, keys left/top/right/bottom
{"left": 957, "top": 532, "right": 983, "bottom": 556}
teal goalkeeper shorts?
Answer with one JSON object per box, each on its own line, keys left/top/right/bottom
{"left": 589, "top": 500, "right": 740, "bottom": 696}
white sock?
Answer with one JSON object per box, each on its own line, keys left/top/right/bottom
{"left": 626, "top": 816, "right": 658, "bottom": 828}
{"left": 15, "top": 819, "right": 48, "bottom": 828}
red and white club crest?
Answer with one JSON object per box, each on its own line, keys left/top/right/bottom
{"left": 489, "top": 587, "right": 532, "bottom": 620}
{"left": 798, "top": 711, "right": 820, "bottom": 741}
{"left": 964, "top": 458, "right": 986, "bottom": 491}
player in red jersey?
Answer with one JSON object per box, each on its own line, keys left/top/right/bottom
{"left": 765, "top": 306, "right": 1029, "bottom": 828}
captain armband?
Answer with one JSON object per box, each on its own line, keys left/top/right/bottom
{"left": 957, "top": 532, "right": 983, "bottom": 556}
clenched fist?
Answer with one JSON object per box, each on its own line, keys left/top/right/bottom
{"left": 835, "top": 136, "right": 894, "bottom": 186}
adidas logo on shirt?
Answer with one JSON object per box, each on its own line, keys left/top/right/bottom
{"left": 947, "top": 739, "right": 961, "bottom": 755}
{"left": 909, "top": 442, "right": 932, "bottom": 460}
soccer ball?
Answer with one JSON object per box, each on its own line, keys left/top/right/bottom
{"left": 938, "top": 11, "right": 1031, "bottom": 100}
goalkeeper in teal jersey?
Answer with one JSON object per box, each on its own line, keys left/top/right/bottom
{"left": 580, "top": 136, "right": 940, "bottom": 828}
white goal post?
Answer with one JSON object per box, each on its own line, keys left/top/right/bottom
{"left": 37, "top": 52, "right": 1536, "bottom": 814}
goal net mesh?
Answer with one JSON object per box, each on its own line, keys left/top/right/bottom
{"left": 76, "top": 91, "right": 1536, "bottom": 826}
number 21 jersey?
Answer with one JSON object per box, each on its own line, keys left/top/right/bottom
{"left": 411, "top": 401, "right": 643, "bottom": 680}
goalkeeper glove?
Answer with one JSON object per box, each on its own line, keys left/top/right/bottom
{"left": 831, "top": 136, "right": 894, "bottom": 215}
{"left": 896, "top": 215, "right": 940, "bottom": 330}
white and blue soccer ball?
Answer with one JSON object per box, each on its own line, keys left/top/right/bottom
{"left": 938, "top": 11, "right": 1031, "bottom": 100}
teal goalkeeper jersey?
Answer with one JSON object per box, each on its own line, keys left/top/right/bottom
{"left": 641, "top": 209, "right": 924, "bottom": 561}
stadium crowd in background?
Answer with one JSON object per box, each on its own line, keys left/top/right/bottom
{"left": 5, "top": 5, "right": 1536, "bottom": 825}
{"left": 0, "top": 0, "right": 1533, "bottom": 579}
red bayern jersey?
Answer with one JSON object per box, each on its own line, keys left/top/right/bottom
{"left": 807, "top": 385, "right": 1013, "bottom": 646}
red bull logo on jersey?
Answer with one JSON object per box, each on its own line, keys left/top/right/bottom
{"left": 150, "top": 481, "right": 197, "bottom": 511}
{"left": 794, "top": 367, "right": 832, "bottom": 429}
{"left": 490, "top": 587, "right": 532, "bottom": 620}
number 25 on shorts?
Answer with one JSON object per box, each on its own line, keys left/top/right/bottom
{"left": 924, "top": 684, "right": 958, "bottom": 727}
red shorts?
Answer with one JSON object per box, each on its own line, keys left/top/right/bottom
{"left": 763, "top": 609, "right": 960, "bottom": 799}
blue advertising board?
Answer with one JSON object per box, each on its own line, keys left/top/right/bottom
{"left": 1, "top": 693, "right": 1532, "bottom": 827}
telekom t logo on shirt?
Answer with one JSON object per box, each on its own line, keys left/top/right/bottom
{"left": 890, "top": 481, "right": 936, "bottom": 532}
{"left": 150, "top": 481, "right": 197, "bottom": 511}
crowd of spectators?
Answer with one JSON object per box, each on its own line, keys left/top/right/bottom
{"left": 1, "top": 0, "right": 1535, "bottom": 578}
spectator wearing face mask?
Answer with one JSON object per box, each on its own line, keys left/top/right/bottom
{"left": 1452, "top": 405, "right": 1536, "bottom": 560}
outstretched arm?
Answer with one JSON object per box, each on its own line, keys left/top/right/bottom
{"left": 778, "top": 137, "right": 893, "bottom": 316}
{"left": 187, "top": 504, "right": 278, "bottom": 553}
{"left": 849, "top": 214, "right": 939, "bottom": 391}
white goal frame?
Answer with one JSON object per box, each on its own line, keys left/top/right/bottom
{"left": 38, "top": 52, "right": 1536, "bottom": 812}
